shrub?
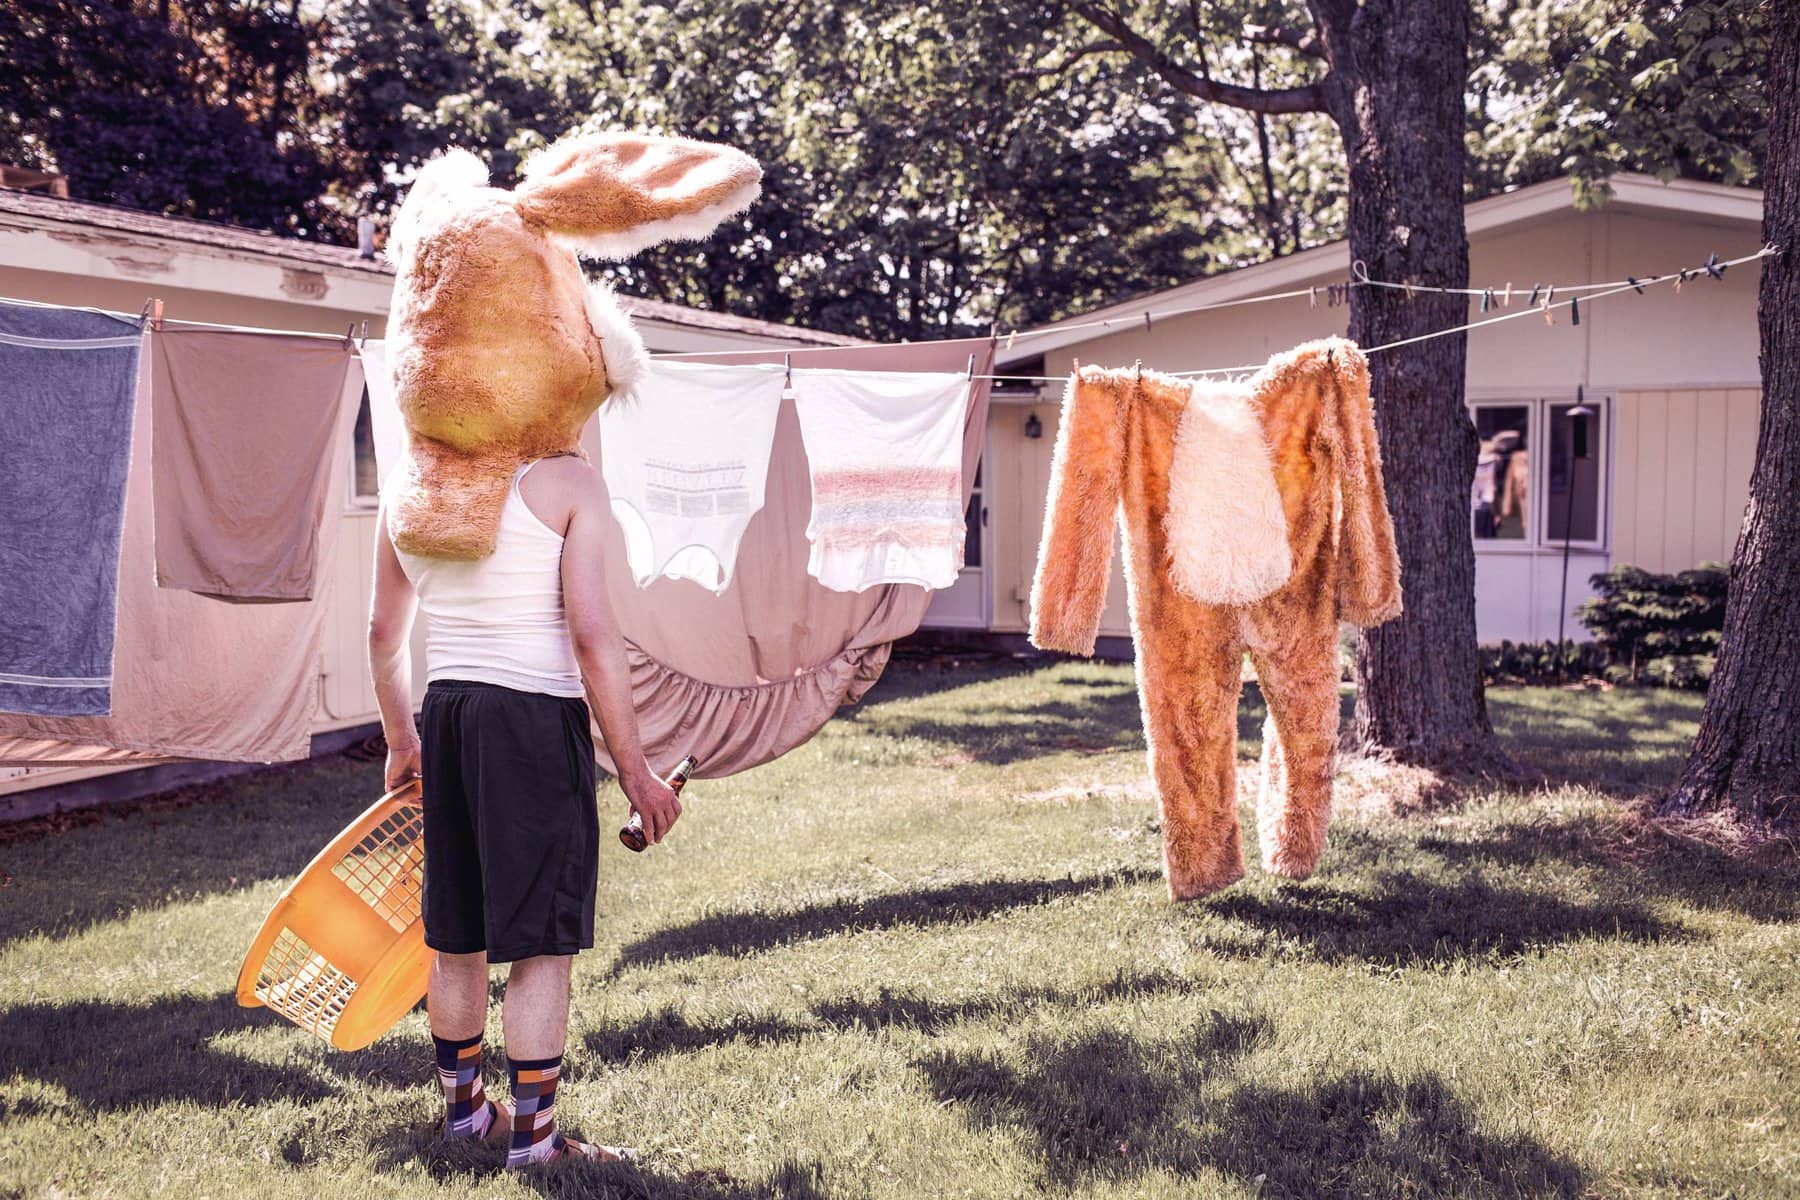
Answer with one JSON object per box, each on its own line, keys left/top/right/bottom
{"left": 1577, "top": 564, "right": 1726, "bottom": 689}
{"left": 1481, "top": 639, "right": 1609, "bottom": 685}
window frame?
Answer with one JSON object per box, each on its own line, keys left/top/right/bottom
{"left": 1467, "top": 393, "right": 1610, "bottom": 555}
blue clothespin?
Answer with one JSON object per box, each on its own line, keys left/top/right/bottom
{"left": 1527, "top": 282, "right": 1542, "bottom": 307}
{"left": 1703, "top": 252, "right": 1725, "bottom": 280}
{"left": 1481, "top": 288, "right": 1493, "bottom": 313}
{"left": 1570, "top": 295, "right": 1580, "bottom": 326}
{"left": 1627, "top": 276, "right": 1645, "bottom": 295}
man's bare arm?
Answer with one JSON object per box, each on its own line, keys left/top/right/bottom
{"left": 369, "top": 505, "right": 421, "bottom": 789}
{"left": 560, "top": 481, "right": 681, "bottom": 843}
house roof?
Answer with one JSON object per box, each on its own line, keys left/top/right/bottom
{"left": 999, "top": 172, "right": 1764, "bottom": 366}
{"left": 0, "top": 188, "right": 861, "bottom": 346}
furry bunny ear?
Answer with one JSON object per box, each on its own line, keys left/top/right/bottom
{"left": 512, "top": 131, "right": 762, "bottom": 260}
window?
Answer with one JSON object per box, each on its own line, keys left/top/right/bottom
{"left": 350, "top": 384, "right": 379, "bottom": 506}
{"left": 1472, "top": 404, "right": 1531, "bottom": 541}
{"left": 1546, "top": 402, "right": 1603, "bottom": 543}
{"left": 1470, "top": 397, "right": 1606, "bottom": 549}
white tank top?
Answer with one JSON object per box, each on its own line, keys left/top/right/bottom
{"left": 393, "top": 460, "right": 585, "bottom": 698}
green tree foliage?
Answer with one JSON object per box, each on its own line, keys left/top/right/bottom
{"left": 0, "top": 0, "right": 333, "bottom": 235}
{"left": 1470, "top": 0, "right": 1768, "bottom": 204}
{"left": 0, "top": 1, "right": 1770, "bottom": 338}
{"left": 506, "top": 1, "right": 1230, "bottom": 339}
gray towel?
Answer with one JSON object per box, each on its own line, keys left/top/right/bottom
{"left": 0, "top": 302, "right": 141, "bottom": 716}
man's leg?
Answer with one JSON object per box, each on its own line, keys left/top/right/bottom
{"left": 429, "top": 950, "right": 498, "bottom": 1139}
{"left": 420, "top": 683, "right": 498, "bottom": 1142}
{"left": 502, "top": 955, "right": 577, "bottom": 1166}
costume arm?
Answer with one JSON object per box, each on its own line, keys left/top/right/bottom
{"left": 1029, "top": 370, "right": 1126, "bottom": 655}
{"left": 1327, "top": 346, "right": 1403, "bottom": 626}
{"left": 561, "top": 480, "right": 681, "bottom": 842}
{"left": 369, "top": 506, "right": 420, "bottom": 787}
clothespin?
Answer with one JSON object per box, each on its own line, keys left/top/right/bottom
{"left": 139, "top": 298, "right": 164, "bottom": 331}
{"left": 1006, "top": 329, "right": 1016, "bottom": 351}
{"left": 1403, "top": 280, "right": 1415, "bottom": 300}
{"left": 343, "top": 324, "right": 357, "bottom": 350}
{"left": 1542, "top": 285, "right": 1556, "bottom": 325}
{"left": 1309, "top": 285, "right": 1318, "bottom": 309}
{"left": 1527, "top": 282, "right": 1541, "bottom": 307}
{"left": 1570, "top": 294, "right": 1580, "bottom": 326}
{"left": 1480, "top": 288, "right": 1493, "bottom": 314}
{"left": 1703, "top": 251, "right": 1725, "bottom": 280}
{"left": 965, "top": 354, "right": 975, "bottom": 381}
{"left": 358, "top": 319, "right": 369, "bottom": 348}
{"left": 1674, "top": 268, "right": 1688, "bottom": 293}
{"left": 1627, "top": 276, "right": 1645, "bottom": 295}
{"left": 1143, "top": 311, "right": 1153, "bottom": 334}
{"left": 1503, "top": 282, "right": 1513, "bottom": 307}
{"left": 1133, "top": 358, "right": 1143, "bottom": 382}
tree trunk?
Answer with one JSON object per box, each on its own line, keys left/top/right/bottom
{"left": 1665, "top": 6, "right": 1800, "bottom": 827}
{"left": 1311, "top": 0, "right": 1506, "bottom": 767}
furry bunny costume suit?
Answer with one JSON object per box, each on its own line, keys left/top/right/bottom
{"left": 1030, "top": 339, "right": 1402, "bottom": 900}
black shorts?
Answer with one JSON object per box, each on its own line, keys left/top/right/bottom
{"left": 420, "top": 679, "right": 599, "bottom": 963}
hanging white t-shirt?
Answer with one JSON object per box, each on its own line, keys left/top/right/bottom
{"left": 790, "top": 368, "right": 970, "bottom": 592}
{"left": 597, "top": 360, "right": 785, "bottom": 595}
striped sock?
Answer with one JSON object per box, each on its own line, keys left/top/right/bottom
{"left": 506, "top": 1054, "right": 567, "bottom": 1166}
{"left": 432, "top": 1033, "right": 493, "bottom": 1140}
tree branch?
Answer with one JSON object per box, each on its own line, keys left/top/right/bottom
{"left": 1244, "top": 22, "right": 1325, "bottom": 60}
{"left": 1071, "top": 3, "right": 1329, "bottom": 115}
{"left": 1009, "top": 39, "right": 1126, "bottom": 80}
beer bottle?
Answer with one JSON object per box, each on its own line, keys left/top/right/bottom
{"left": 619, "top": 754, "right": 697, "bottom": 852}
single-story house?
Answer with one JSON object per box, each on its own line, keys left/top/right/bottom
{"left": 951, "top": 173, "right": 1765, "bottom": 651}
{"left": 0, "top": 188, "right": 858, "bottom": 805}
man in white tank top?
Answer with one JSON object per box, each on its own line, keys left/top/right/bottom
{"left": 369, "top": 453, "right": 679, "bottom": 1166}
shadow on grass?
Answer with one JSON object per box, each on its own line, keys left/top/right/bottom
{"left": 917, "top": 1020, "right": 1582, "bottom": 1196}
{"left": 1415, "top": 816, "right": 1800, "bottom": 924}
{"left": 852, "top": 674, "right": 1347, "bottom": 765}
{"left": 1201, "top": 870, "right": 1685, "bottom": 966}
{"left": 0, "top": 755, "right": 376, "bottom": 949}
{"left": 1485, "top": 688, "right": 1701, "bottom": 796}
{"left": 0, "top": 991, "right": 338, "bottom": 1110}
{"left": 611, "top": 868, "right": 1158, "bottom": 971}
{"left": 856, "top": 694, "right": 1150, "bottom": 764}
{"left": 373, "top": 1121, "right": 839, "bottom": 1199}
{"left": 584, "top": 969, "right": 1195, "bottom": 1066}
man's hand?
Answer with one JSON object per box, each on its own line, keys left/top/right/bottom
{"left": 621, "top": 762, "right": 681, "bottom": 845}
{"left": 385, "top": 736, "right": 422, "bottom": 791}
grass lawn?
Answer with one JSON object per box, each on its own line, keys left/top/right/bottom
{"left": 1, "top": 660, "right": 1795, "bottom": 1199}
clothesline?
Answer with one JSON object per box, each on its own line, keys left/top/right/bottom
{"left": 1, "top": 244, "right": 1774, "bottom": 371}
{"left": 969, "top": 245, "right": 1777, "bottom": 383}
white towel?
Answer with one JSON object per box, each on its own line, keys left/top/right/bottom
{"left": 790, "top": 368, "right": 970, "bottom": 593}
{"left": 597, "top": 361, "right": 785, "bottom": 594}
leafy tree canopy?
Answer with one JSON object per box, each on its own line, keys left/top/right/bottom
{"left": 0, "top": 0, "right": 1768, "bottom": 339}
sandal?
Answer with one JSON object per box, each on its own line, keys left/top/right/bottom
{"left": 492, "top": 1098, "right": 638, "bottom": 1167}
{"left": 441, "top": 1098, "right": 508, "bottom": 1145}
{"left": 530, "top": 1135, "right": 638, "bottom": 1166}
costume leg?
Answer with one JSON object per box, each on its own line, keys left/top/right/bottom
{"left": 1137, "top": 601, "right": 1248, "bottom": 900}
{"left": 1242, "top": 591, "right": 1341, "bottom": 880}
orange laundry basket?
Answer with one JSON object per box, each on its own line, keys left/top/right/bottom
{"left": 237, "top": 778, "right": 433, "bottom": 1051}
